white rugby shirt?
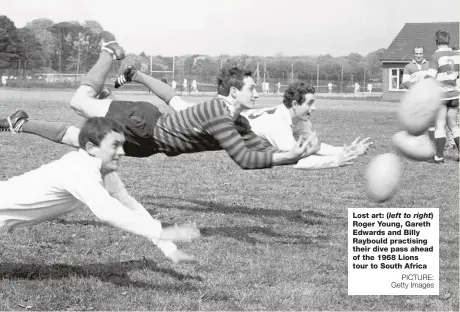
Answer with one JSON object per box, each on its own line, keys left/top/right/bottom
{"left": 242, "top": 104, "right": 346, "bottom": 169}
{"left": 0, "top": 149, "right": 176, "bottom": 256}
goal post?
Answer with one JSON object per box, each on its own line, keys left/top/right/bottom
{"left": 150, "top": 55, "right": 175, "bottom": 84}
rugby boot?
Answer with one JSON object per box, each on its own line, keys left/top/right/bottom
{"left": 0, "top": 110, "right": 28, "bottom": 133}
{"left": 100, "top": 31, "right": 125, "bottom": 60}
{"left": 114, "top": 65, "right": 137, "bottom": 89}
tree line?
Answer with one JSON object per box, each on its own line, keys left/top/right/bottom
{"left": 0, "top": 14, "right": 385, "bottom": 85}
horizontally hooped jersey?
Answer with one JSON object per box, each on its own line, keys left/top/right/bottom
{"left": 428, "top": 47, "right": 460, "bottom": 100}
{"left": 152, "top": 98, "right": 275, "bottom": 169}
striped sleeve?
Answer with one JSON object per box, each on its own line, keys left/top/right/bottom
{"left": 207, "top": 115, "right": 274, "bottom": 169}
{"left": 241, "top": 129, "right": 280, "bottom": 152}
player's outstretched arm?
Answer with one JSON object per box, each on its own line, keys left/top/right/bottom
{"left": 102, "top": 172, "right": 199, "bottom": 263}
{"left": 64, "top": 174, "right": 200, "bottom": 262}
{"left": 315, "top": 136, "right": 372, "bottom": 156}
{"left": 272, "top": 134, "right": 321, "bottom": 165}
{"left": 293, "top": 144, "right": 358, "bottom": 170}
{"left": 211, "top": 115, "right": 308, "bottom": 169}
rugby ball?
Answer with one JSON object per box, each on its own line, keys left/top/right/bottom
{"left": 392, "top": 131, "right": 435, "bottom": 161}
{"left": 397, "top": 79, "right": 441, "bottom": 136}
{"left": 366, "top": 153, "right": 402, "bottom": 202}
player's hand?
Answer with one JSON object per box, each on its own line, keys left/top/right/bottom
{"left": 160, "top": 222, "right": 200, "bottom": 242}
{"left": 167, "top": 249, "right": 198, "bottom": 264}
{"left": 337, "top": 144, "right": 359, "bottom": 166}
{"left": 290, "top": 132, "right": 320, "bottom": 160}
{"left": 299, "top": 132, "right": 321, "bottom": 158}
{"left": 355, "top": 137, "right": 373, "bottom": 155}
{"left": 348, "top": 136, "right": 373, "bottom": 156}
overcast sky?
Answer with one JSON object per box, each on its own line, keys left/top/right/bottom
{"left": 2, "top": 0, "right": 459, "bottom": 56}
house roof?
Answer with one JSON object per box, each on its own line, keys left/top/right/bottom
{"left": 380, "top": 22, "right": 459, "bottom": 62}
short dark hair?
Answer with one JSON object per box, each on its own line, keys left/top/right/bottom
{"left": 435, "top": 30, "right": 450, "bottom": 46}
{"left": 79, "top": 117, "right": 125, "bottom": 149}
{"left": 216, "top": 67, "right": 253, "bottom": 96}
{"left": 160, "top": 77, "right": 168, "bottom": 84}
{"left": 283, "top": 82, "right": 315, "bottom": 108}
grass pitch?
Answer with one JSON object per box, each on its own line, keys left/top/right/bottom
{"left": 0, "top": 89, "right": 458, "bottom": 311}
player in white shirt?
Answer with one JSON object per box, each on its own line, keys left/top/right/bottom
{"left": 182, "top": 78, "right": 188, "bottom": 95}
{"left": 354, "top": 82, "right": 360, "bottom": 94}
{"left": 276, "top": 81, "right": 281, "bottom": 95}
{"left": 191, "top": 79, "right": 198, "bottom": 93}
{"left": 0, "top": 117, "right": 200, "bottom": 263}
{"left": 241, "top": 82, "right": 372, "bottom": 170}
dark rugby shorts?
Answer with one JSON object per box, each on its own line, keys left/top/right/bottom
{"left": 105, "top": 100, "right": 162, "bottom": 157}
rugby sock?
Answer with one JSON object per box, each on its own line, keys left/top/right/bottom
{"left": 80, "top": 51, "right": 113, "bottom": 94}
{"left": 132, "top": 71, "right": 176, "bottom": 104}
{"left": 21, "top": 120, "right": 71, "bottom": 143}
{"left": 434, "top": 129, "right": 446, "bottom": 160}
{"left": 427, "top": 127, "right": 435, "bottom": 143}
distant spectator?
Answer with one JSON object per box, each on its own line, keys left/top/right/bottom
{"left": 276, "top": 81, "right": 281, "bottom": 95}
{"left": 263, "top": 81, "right": 270, "bottom": 95}
{"left": 191, "top": 79, "right": 198, "bottom": 93}
{"left": 182, "top": 78, "right": 188, "bottom": 94}
{"left": 328, "top": 82, "right": 333, "bottom": 94}
{"left": 354, "top": 82, "right": 360, "bottom": 94}
{"left": 171, "top": 79, "right": 176, "bottom": 90}
{"left": 1, "top": 75, "right": 7, "bottom": 87}
{"left": 367, "top": 83, "right": 373, "bottom": 94}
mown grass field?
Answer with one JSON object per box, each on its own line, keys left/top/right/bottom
{"left": 0, "top": 89, "right": 458, "bottom": 311}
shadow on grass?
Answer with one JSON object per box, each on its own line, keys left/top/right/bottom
{"left": 52, "top": 219, "right": 327, "bottom": 246}
{"left": 0, "top": 258, "right": 201, "bottom": 290}
{"left": 201, "top": 225, "right": 328, "bottom": 245}
{"left": 51, "top": 218, "right": 174, "bottom": 227}
{"left": 143, "top": 195, "right": 342, "bottom": 225}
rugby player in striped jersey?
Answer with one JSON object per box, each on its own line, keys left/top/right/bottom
{"left": 116, "top": 70, "right": 372, "bottom": 170}
{"left": 426, "top": 30, "right": 460, "bottom": 163}
{"left": 1, "top": 32, "right": 319, "bottom": 169}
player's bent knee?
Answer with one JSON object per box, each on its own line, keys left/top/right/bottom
{"left": 70, "top": 85, "right": 98, "bottom": 114}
